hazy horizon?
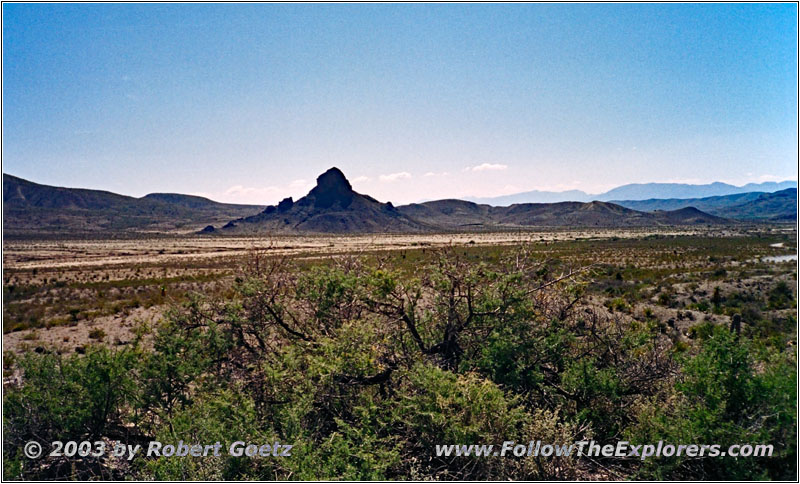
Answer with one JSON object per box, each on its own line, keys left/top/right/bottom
{"left": 3, "top": 3, "right": 797, "bottom": 205}
{"left": 4, "top": 167, "right": 797, "bottom": 207}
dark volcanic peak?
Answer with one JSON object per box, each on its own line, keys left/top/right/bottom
{"left": 226, "top": 168, "right": 429, "bottom": 233}
{"left": 315, "top": 167, "right": 352, "bottom": 191}
{"left": 308, "top": 167, "right": 355, "bottom": 209}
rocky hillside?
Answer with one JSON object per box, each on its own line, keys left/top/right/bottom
{"left": 397, "top": 199, "right": 727, "bottom": 230}
{"left": 3, "top": 174, "right": 263, "bottom": 235}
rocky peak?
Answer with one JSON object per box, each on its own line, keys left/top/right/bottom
{"left": 308, "top": 167, "right": 355, "bottom": 209}
{"left": 277, "top": 197, "right": 294, "bottom": 212}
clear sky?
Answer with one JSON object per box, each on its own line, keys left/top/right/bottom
{"left": 3, "top": 3, "right": 797, "bottom": 204}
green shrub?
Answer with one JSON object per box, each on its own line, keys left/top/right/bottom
{"left": 628, "top": 326, "right": 796, "bottom": 480}
{"left": 768, "top": 281, "right": 794, "bottom": 309}
{"left": 4, "top": 347, "right": 140, "bottom": 479}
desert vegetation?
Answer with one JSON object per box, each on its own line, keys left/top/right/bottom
{"left": 2, "top": 228, "right": 797, "bottom": 480}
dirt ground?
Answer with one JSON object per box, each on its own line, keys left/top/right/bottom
{"left": 3, "top": 226, "right": 795, "bottom": 355}
{"left": 3, "top": 228, "right": 720, "bottom": 271}
{"left": 3, "top": 305, "right": 162, "bottom": 357}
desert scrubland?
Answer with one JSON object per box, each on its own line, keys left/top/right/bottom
{"left": 3, "top": 226, "right": 797, "bottom": 480}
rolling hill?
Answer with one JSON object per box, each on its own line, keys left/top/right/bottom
{"left": 396, "top": 199, "right": 727, "bottom": 230}
{"left": 3, "top": 174, "right": 264, "bottom": 235}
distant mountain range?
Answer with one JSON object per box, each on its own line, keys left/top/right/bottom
{"left": 3, "top": 169, "right": 795, "bottom": 236}
{"left": 219, "top": 168, "right": 730, "bottom": 233}
{"left": 220, "top": 168, "right": 728, "bottom": 234}
{"left": 468, "top": 180, "right": 798, "bottom": 206}
{"left": 614, "top": 188, "right": 797, "bottom": 222}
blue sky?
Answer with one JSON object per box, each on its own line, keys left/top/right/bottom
{"left": 3, "top": 3, "right": 797, "bottom": 204}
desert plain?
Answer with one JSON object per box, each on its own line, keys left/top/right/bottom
{"left": 4, "top": 226, "right": 796, "bottom": 357}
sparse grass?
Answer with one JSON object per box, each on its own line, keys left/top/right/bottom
{"left": 87, "top": 328, "right": 106, "bottom": 341}
{"left": 3, "top": 228, "right": 796, "bottom": 347}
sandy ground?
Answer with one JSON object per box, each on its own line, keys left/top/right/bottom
{"left": 2, "top": 228, "right": 735, "bottom": 271}
{"left": 3, "top": 305, "right": 163, "bottom": 356}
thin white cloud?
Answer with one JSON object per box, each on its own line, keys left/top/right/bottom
{"left": 288, "top": 179, "right": 309, "bottom": 189}
{"left": 353, "top": 175, "right": 371, "bottom": 183}
{"left": 379, "top": 172, "right": 412, "bottom": 182}
{"left": 468, "top": 163, "right": 508, "bottom": 172}
{"left": 217, "top": 178, "right": 314, "bottom": 204}
{"left": 424, "top": 171, "right": 449, "bottom": 177}
{"left": 224, "top": 185, "right": 284, "bottom": 198}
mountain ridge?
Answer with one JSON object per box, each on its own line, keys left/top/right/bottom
{"left": 467, "top": 180, "right": 798, "bottom": 206}
{"left": 397, "top": 199, "right": 728, "bottom": 230}
{"left": 218, "top": 169, "right": 729, "bottom": 232}
{"left": 614, "top": 189, "right": 797, "bottom": 222}
{"left": 6, "top": 169, "right": 796, "bottom": 235}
